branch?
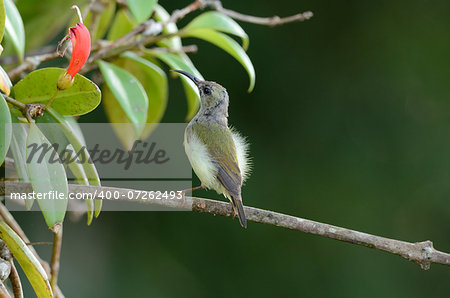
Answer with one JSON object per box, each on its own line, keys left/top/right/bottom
{"left": 8, "top": 260, "right": 23, "bottom": 298}
{"left": 2, "top": 181, "right": 449, "bottom": 270}
{"left": 50, "top": 223, "right": 62, "bottom": 294}
{"left": 204, "top": 0, "right": 313, "bottom": 26}
{"left": 7, "top": 52, "right": 61, "bottom": 80}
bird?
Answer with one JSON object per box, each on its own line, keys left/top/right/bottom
{"left": 172, "top": 70, "right": 251, "bottom": 228}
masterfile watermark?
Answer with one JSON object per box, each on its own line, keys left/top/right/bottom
{"left": 27, "top": 140, "right": 170, "bottom": 170}
{"left": 4, "top": 123, "right": 193, "bottom": 212}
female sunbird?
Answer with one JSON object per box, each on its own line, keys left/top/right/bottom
{"left": 173, "top": 70, "right": 251, "bottom": 228}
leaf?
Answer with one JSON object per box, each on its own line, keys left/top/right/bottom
{"left": 34, "top": 112, "right": 95, "bottom": 222}
{"left": 149, "top": 51, "right": 203, "bottom": 120}
{"left": 0, "top": 222, "right": 53, "bottom": 298}
{"left": 13, "top": 68, "right": 101, "bottom": 116}
{"left": 26, "top": 123, "right": 68, "bottom": 229}
{"left": 64, "top": 116, "right": 86, "bottom": 146}
{"left": 0, "top": 94, "right": 11, "bottom": 165}
{"left": 65, "top": 143, "right": 94, "bottom": 225}
{"left": 4, "top": 0, "right": 25, "bottom": 62}
{"left": 126, "top": 0, "right": 157, "bottom": 23}
{"left": 183, "top": 11, "right": 249, "bottom": 50}
{"left": 107, "top": 8, "right": 136, "bottom": 41}
{"left": 103, "top": 51, "right": 167, "bottom": 149}
{"left": 153, "top": 4, "right": 182, "bottom": 49}
{"left": 98, "top": 60, "right": 149, "bottom": 136}
{"left": 60, "top": 117, "right": 93, "bottom": 223}
{"left": 46, "top": 108, "right": 102, "bottom": 219}
{"left": 0, "top": 0, "right": 5, "bottom": 43}
{"left": 35, "top": 113, "right": 70, "bottom": 158}
{"left": 182, "top": 28, "right": 255, "bottom": 92}
{"left": 10, "top": 115, "right": 33, "bottom": 209}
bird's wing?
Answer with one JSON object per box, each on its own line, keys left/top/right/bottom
{"left": 193, "top": 122, "right": 242, "bottom": 198}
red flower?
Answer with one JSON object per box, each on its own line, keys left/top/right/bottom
{"left": 66, "top": 23, "right": 90, "bottom": 78}
{"left": 57, "top": 5, "right": 91, "bottom": 90}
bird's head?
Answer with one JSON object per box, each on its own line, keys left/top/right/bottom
{"left": 172, "top": 70, "right": 229, "bottom": 115}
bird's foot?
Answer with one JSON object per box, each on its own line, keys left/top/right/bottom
{"left": 180, "top": 185, "right": 204, "bottom": 198}
{"left": 230, "top": 203, "right": 237, "bottom": 219}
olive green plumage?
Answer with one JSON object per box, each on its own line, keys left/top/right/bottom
{"left": 174, "top": 70, "right": 250, "bottom": 228}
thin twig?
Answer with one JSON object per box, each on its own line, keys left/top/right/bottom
{"left": 204, "top": 0, "right": 313, "bottom": 26}
{"left": 168, "top": 0, "right": 203, "bottom": 24}
{"left": 142, "top": 45, "right": 198, "bottom": 54}
{"left": 50, "top": 223, "right": 62, "bottom": 293}
{"left": 8, "top": 260, "right": 23, "bottom": 298}
{"left": 86, "top": 0, "right": 201, "bottom": 63}
{"left": 26, "top": 242, "right": 53, "bottom": 246}
{"left": 2, "top": 181, "right": 449, "bottom": 270}
{"left": 7, "top": 52, "right": 62, "bottom": 80}
{"left": 2, "top": 95, "right": 25, "bottom": 110}
{"left": 0, "top": 46, "right": 55, "bottom": 65}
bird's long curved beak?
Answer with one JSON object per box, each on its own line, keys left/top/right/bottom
{"left": 171, "top": 69, "right": 201, "bottom": 86}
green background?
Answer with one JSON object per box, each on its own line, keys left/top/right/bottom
{"left": 10, "top": 0, "right": 450, "bottom": 296}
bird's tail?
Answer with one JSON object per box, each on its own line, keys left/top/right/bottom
{"left": 231, "top": 196, "right": 247, "bottom": 228}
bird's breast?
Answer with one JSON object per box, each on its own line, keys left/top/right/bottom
{"left": 184, "top": 128, "right": 219, "bottom": 189}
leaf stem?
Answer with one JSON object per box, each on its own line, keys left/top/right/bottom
{"left": 2, "top": 94, "right": 26, "bottom": 110}
{"left": 44, "top": 89, "right": 60, "bottom": 110}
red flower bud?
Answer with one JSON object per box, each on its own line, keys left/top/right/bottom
{"left": 57, "top": 5, "right": 91, "bottom": 90}
{"left": 66, "top": 22, "right": 90, "bottom": 78}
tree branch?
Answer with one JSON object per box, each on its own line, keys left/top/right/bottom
{"left": 50, "top": 223, "right": 62, "bottom": 294}
{"left": 8, "top": 260, "right": 23, "bottom": 298}
{"left": 7, "top": 52, "right": 61, "bottom": 80}
{"left": 2, "top": 181, "right": 449, "bottom": 270}
{"left": 203, "top": 0, "right": 313, "bottom": 26}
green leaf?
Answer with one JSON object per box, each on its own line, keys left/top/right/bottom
{"left": 101, "top": 51, "right": 167, "bottom": 149}
{"left": 153, "top": 4, "right": 181, "bottom": 49}
{"left": 0, "top": 0, "right": 5, "bottom": 44}
{"left": 98, "top": 60, "right": 149, "bottom": 136}
{"left": 10, "top": 115, "right": 33, "bottom": 209}
{"left": 182, "top": 28, "right": 255, "bottom": 92}
{"left": 149, "top": 51, "right": 203, "bottom": 120}
{"left": 107, "top": 8, "right": 136, "bottom": 41}
{"left": 0, "top": 222, "right": 53, "bottom": 298}
{"left": 4, "top": 0, "right": 25, "bottom": 62}
{"left": 13, "top": 68, "right": 101, "bottom": 116}
{"left": 75, "top": 0, "right": 116, "bottom": 41}
{"left": 0, "top": 94, "right": 11, "bottom": 166}
{"left": 65, "top": 143, "right": 94, "bottom": 225}
{"left": 64, "top": 116, "right": 86, "bottom": 146}
{"left": 183, "top": 11, "right": 249, "bottom": 50}
{"left": 35, "top": 113, "right": 95, "bottom": 223}
{"left": 35, "top": 113, "right": 70, "bottom": 158}
{"left": 26, "top": 123, "right": 68, "bottom": 229}
{"left": 126, "top": 0, "right": 157, "bottom": 23}
{"left": 46, "top": 108, "right": 102, "bottom": 219}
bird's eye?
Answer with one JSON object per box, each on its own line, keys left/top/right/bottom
{"left": 203, "top": 87, "right": 211, "bottom": 95}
